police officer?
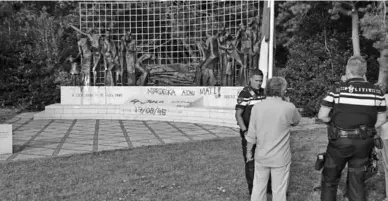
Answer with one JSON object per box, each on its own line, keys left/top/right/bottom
{"left": 318, "top": 55, "right": 387, "bottom": 201}
{"left": 235, "top": 69, "right": 271, "bottom": 195}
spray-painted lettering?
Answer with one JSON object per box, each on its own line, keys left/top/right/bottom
{"left": 147, "top": 88, "right": 176, "bottom": 96}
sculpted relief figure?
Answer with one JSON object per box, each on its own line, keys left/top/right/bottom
{"left": 118, "top": 32, "right": 126, "bottom": 85}
{"left": 235, "top": 23, "right": 252, "bottom": 86}
{"left": 101, "top": 28, "right": 119, "bottom": 86}
{"left": 135, "top": 53, "right": 155, "bottom": 86}
{"left": 66, "top": 55, "right": 81, "bottom": 86}
{"left": 195, "top": 32, "right": 219, "bottom": 86}
{"left": 218, "top": 32, "right": 236, "bottom": 86}
{"left": 76, "top": 32, "right": 92, "bottom": 86}
{"left": 124, "top": 31, "right": 137, "bottom": 86}
{"left": 69, "top": 24, "right": 103, "bottom": 86}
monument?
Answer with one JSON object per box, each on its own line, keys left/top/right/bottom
{"left": 34, "top": 1, "right": 264, "bottom": 127}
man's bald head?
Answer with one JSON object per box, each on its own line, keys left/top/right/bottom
{"left": 346, "top": 55, "right": 367, "bottom": 77}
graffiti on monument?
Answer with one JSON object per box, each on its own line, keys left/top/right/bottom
{"left": 134, "top": 106, "right": 167, "bottom": 116}
{"left": 147, "top": 88, "right": 177, "bottom": 96}
{"left": 181, "top": 89, "right": 195, "bottom": 96}
{"left": 71, "top": 93, "right": 123, "bottom": 98}
{"left": 127, "top": 99, "right": 164, "bottom": 104}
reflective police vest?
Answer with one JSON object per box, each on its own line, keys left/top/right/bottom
{"left": 321, "top": 78, "right": 386, "bottom": 129}
{"left": 236, "top": 86, "right": 266, "bottom": 126}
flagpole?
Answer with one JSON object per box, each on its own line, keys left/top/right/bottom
{"left": 268, "top": 0, "right": 275, "bottom": 79}
{"left": 258, "top": 0, "right": 270, "bottom": 88}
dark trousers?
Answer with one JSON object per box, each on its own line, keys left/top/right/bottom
{"left": 321, "top": 138, "right": 374, "bottom": 201}
{"left": 240, "top": 130, "right": 271, "bottom": 195}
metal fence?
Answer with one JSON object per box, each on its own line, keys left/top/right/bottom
{"left": 79, "top": 1, "right": 260, "bottom": 85}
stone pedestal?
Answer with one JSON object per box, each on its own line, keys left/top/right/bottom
{"left": 0, "top": 124, "right": 12, "bottom": 154}
{"left": 35, "top": 86, "right": 244, "bottom": 127}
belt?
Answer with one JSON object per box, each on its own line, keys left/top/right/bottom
{"left": 338, "top": 129, "right": 361, "bottom": 138}
{"left": 337, "top": 128, "right": 375, "bottom": 139}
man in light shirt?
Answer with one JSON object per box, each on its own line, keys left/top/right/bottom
{"left": 246, "top": 77, "right": 301, "bottom": 201}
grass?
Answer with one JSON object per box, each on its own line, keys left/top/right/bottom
{"left": 0, "top": 128, "right": 386, "bottom": 201}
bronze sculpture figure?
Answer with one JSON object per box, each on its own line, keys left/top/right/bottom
{"left": 124, "top": 31, "right": 137, "bottom": 86}
{"left": 76, "top": 32, "right": 92, "bottom": 86}
{"left": 135, "top": 53, "right": 155, "bottom": 86}
{"left": 69, "top": 25, "right": 103, "bottom": 86}
{"left": 66, "top": 55, "right": 81, "bottom": 86}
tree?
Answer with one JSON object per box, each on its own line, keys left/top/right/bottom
{"left": 329, "top": 1, "right": 365, "bottom": 57}
{"left": 0, "top": 2, "right": 79, "bottom": 110}
{"left": 360, "top": 1, "right": 388, "bottom": 91}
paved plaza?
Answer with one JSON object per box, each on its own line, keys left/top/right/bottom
{"left": 0, "top": 112, "right": 325, "bottom": 162}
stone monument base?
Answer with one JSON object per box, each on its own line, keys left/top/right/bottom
{"left": 34, "top": 86, "right": 242, "bottom": 127}
{"left": 34, "top": 104, "right": 237, "bottom": 128}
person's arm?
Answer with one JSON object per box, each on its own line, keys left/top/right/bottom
{"left": 375, "top": 89, "right": 387, "bottom": 129}
{"left": 290, "top": 105, "right": 302, "bottom": 126}
{"left": 318, "top": 105, "right": 332, "bottom": 123}
{"left": 235, "top": 90, "right": 250, "bottom": 132}
{"left": 235, "top": 108, "right": 247, "bottom": 132}
{"left": 375, "top": 112, "right": 387, "bottom": 129}
{"left": 246, "top": 142, "right": 255, "bottom": 162}
{"left": 318, "top": 86, "right": 336, "bottom": 123}
{"left": 246, "top": 106, "right": 258, "bottom": 161}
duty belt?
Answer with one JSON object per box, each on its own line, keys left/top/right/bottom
{"left": 328, "top": 125, "right": 376, "bottom": 140}
{"left": 337, "top": 129, "right": 362, "bottom": 138}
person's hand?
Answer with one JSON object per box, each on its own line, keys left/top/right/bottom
{"left": 246, "top": 154, "right": 254, "bottom": 163}
{"left": 242, "top": 129, "right": 248, "bottom": 136}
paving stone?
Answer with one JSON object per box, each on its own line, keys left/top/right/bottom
{"left": 129, "top": 135, "right": 157, "bottom": 141}
{"left": 131, "top": 139, "right": 161, "bottom": 147}
{"left": 185, "top": 131, "right": 212, "bottom": 135}
{"left": 162, "top": 137, "right": 191, "bottom": 144}
{"left": 99, "top": 133, "right": 124, "bottom": 137}
{"left": 30, "top": 144, "right": 59, "bottom": 149}
{"left": 28, "top": 140, "right": 60, "bottom": 146}
{"left": 65, "top": 138, "right": 94, "bottom": 144}
{"left": 66, "top": 135, "right": 94, "bottom": 139}
{"left": 13, "top": 154, "right": 48, "bottom": 160}
{"left": 98, "top": 138, "right": 126, "bottom": 143}
{"left": 58, "top": 149, "right": 90, "bottom": 156}
{"left": 61, "top": 144, "right": 93, "bottom": 151}
{"left": 190, "top": 134, "right": 218, "bottom": 140}
{"left": 98, "top": 145, "right": 127, "bottom": 151}
{"left": 214, "top": 132, "right": 238, "bottom": 137}
{"left": 21, "top": 148, "right": 55, "bottom": 155}
{"left": 98, "top": 141, "right": 129, "bottom": 146}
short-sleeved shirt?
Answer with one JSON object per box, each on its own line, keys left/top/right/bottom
{"left": 245, "top": 97, "right": 301, "bottom": 167}
{"left": 321, "top": 78, "right": 386, "bottom": 129}
{"left": 235, "top": 86, "right": 265, "bottom": 126}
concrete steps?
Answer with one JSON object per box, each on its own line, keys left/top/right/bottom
{"left": 33, "top": 104, "right": 239, "bottom": 128}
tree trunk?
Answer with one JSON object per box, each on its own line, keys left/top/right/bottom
{"left": 351, "top": 8, "right": 361, "bottom": 56}
{"left": 377, "top": 47, "right": 388, "bottom": 93}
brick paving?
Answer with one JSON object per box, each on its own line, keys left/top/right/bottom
{"left": 0, "top": 112, "right": 325, "bottom": 162}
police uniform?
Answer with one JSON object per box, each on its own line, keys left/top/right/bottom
{"left": 320, "top": 78, "right": 386, "bottom": 201}
{"left": 236, "top": 86, "right": 267, "bottom": 194}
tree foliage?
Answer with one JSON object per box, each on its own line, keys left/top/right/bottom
{"left": 277, "top": 1, "right": 379, "bottom": 116}
{"left": 0, "top": 2, "right": 78, "bottom": 110}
